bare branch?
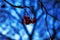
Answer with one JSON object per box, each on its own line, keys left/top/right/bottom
{"left": 3, "top": 0, "right": 30, "bottom": 8}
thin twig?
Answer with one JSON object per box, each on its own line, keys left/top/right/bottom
{"left": 3, "top": 0, "right": 30, "bottom": 8}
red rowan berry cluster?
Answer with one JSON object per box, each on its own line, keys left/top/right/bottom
{"left": 24, "top": 16, "right": 36, "bottom": 24}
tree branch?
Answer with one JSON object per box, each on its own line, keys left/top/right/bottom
{"left": 3, "top": 0, "right": 30, "bottom": 8}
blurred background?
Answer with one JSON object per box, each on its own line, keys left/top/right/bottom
{"left": 0, "top": 0, "right": 60, "bottom": 40}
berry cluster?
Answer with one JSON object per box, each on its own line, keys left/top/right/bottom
{"left": 24, "top": 16, "right": 36, "bottom": 24}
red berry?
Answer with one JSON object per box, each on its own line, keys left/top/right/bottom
{"left": 24, "top": 16, "right": 31, "bottom": 24}
{"left": 32, "top": 18, "right": 36, "bottom": 23}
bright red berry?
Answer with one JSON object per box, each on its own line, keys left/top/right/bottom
{"left": 31, "top": 18, "right": 36, "bottom": 23}
{"left": 24, "top": 16, "right": 31, "bottom": 24}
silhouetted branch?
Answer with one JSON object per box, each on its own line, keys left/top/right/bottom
{"left": 53, "top": 0, "right": 60, "bottom": 8}
{"left": 38, "top": 0, "right": 58, "bottom": 40}
{"left": 39, "top": 0, "right": 60, "bottom": 40}
{"left": 47, "top": 13, "right": 60, "bottom": 22}
{"left": 39, "top": 0, "right": 60, "bottom": 22}
{"left": 50, "top": 15, "right": 57, "bottom": 40}
{"left": 3, "top": 0, "right": 30, "bottom": 8}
